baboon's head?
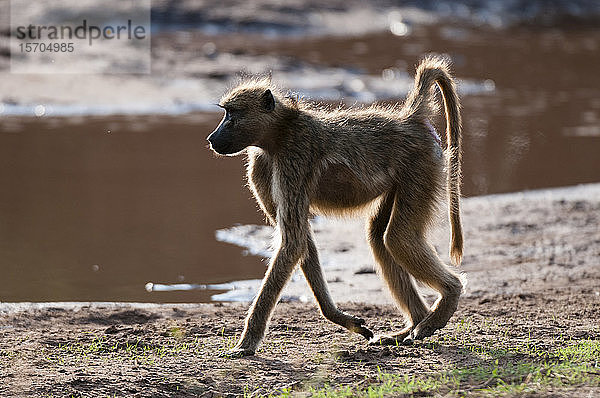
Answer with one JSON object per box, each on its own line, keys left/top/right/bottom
{"left": 208, "top": 80, "right": 286, "bottom": 156}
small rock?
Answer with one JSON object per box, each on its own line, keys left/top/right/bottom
{"left": 354, "top": 266, "right": 376, "bottom": 275}
{"left": 104, "top": 325, "right": 120, "bottom": 334}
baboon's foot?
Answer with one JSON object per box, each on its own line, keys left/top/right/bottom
{"left": 369, "top": 326, "right": 412, "bottom": 346}
{"left": 404, "top": 294, "right": 460, "bottom": 344}
{"left": 219, "top": 347, "right": 255, "bottom": 358}
{"left": 332, "top": 311, "right": 374, "bottom": 340}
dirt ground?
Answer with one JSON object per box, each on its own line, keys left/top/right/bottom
{"left": 0, "top": 290, "right": 599, "bottom": 397}
{"left": 1, "top": 184, "right": 599, "bottom": 397}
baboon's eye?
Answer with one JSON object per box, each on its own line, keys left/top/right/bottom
{"left": 225, "top": 109, "right": 239, "bottom": 126}
{"left": 227, "top": 108, "right": 244, "bottom": 121}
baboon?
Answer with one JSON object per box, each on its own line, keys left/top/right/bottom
{"left": 207, "top": 55, "right": 464, "bottom": 357}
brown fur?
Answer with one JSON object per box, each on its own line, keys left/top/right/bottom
{"left": 207, "top": 55, "right": 464, "bottom": 357}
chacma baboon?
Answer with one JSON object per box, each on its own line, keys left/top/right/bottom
{"left": 207, "top": 55, "right": 464, "bottom": 357}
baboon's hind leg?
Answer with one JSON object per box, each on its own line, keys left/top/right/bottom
{"left": 301, "top": 235, "right": 373, "bottom": 340}
{"left": 367, "top": 193, "right": 431, "bottom": 346}
{"left": 384, "top": 191, "right": 463, "bottom": 343}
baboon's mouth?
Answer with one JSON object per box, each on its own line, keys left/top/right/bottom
{"left": 208, "top": 140, "right": 243, "bottom": 156}
{"left": 210, "top": 143, "right": 231, "bottom": 155}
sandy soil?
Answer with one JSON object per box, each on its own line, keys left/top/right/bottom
{"left": 1, "top": 291, "right": 599, "bottom": 397}
{"left": 1, "top": 184, "right": 599, "bottom": 397}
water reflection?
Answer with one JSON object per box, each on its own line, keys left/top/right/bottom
{"left": 0, "top": 114, "right": 265, "bottom": 303}
{"left": 0, "top": 22, "right": 599, "bottom": 303}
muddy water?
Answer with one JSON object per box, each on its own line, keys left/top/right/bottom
{"left": 0, "top": 114, "right": 265, "bottom": 302}
{"left": 1, "top": 24, "right": 599, "bottom": 302}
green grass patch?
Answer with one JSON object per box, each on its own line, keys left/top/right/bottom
{"left": 556, "top": 339, "right": 600, "bottom": 362}
{"left": 260, "top": 339, "right": 600, "bottom": 397}
{"left": 42, "top": 331, "right": 207, "bottom": 366}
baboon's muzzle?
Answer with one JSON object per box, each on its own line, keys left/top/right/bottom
{"left": 207, "top": 125, "right": 236, "bottom": 155}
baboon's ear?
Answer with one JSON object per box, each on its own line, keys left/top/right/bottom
{"left": 262, "top": 89, "right": 275, "bottom": 112}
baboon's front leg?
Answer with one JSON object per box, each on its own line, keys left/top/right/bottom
{"left": 225, "top": 179, "right": 310, "bottom": 357}
{"left": 225, "top": 240, "right": 303, "bottom": 357}
{"left": 300, "top": 234, "right": 373, "bottom": 340}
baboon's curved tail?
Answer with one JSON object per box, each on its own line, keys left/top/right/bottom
{"left": 405, "top": 55, "right": 463, "bottom": 265}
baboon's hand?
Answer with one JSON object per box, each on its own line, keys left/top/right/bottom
{"left": 343, "top": 313, "right": 373, "bottom": 340}
{"left": 218, "top": 347, "right": 255, "bottom": 359}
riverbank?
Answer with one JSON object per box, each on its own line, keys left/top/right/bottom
{"left": 1, "top": 183, "right": 599, "bottom": 397}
